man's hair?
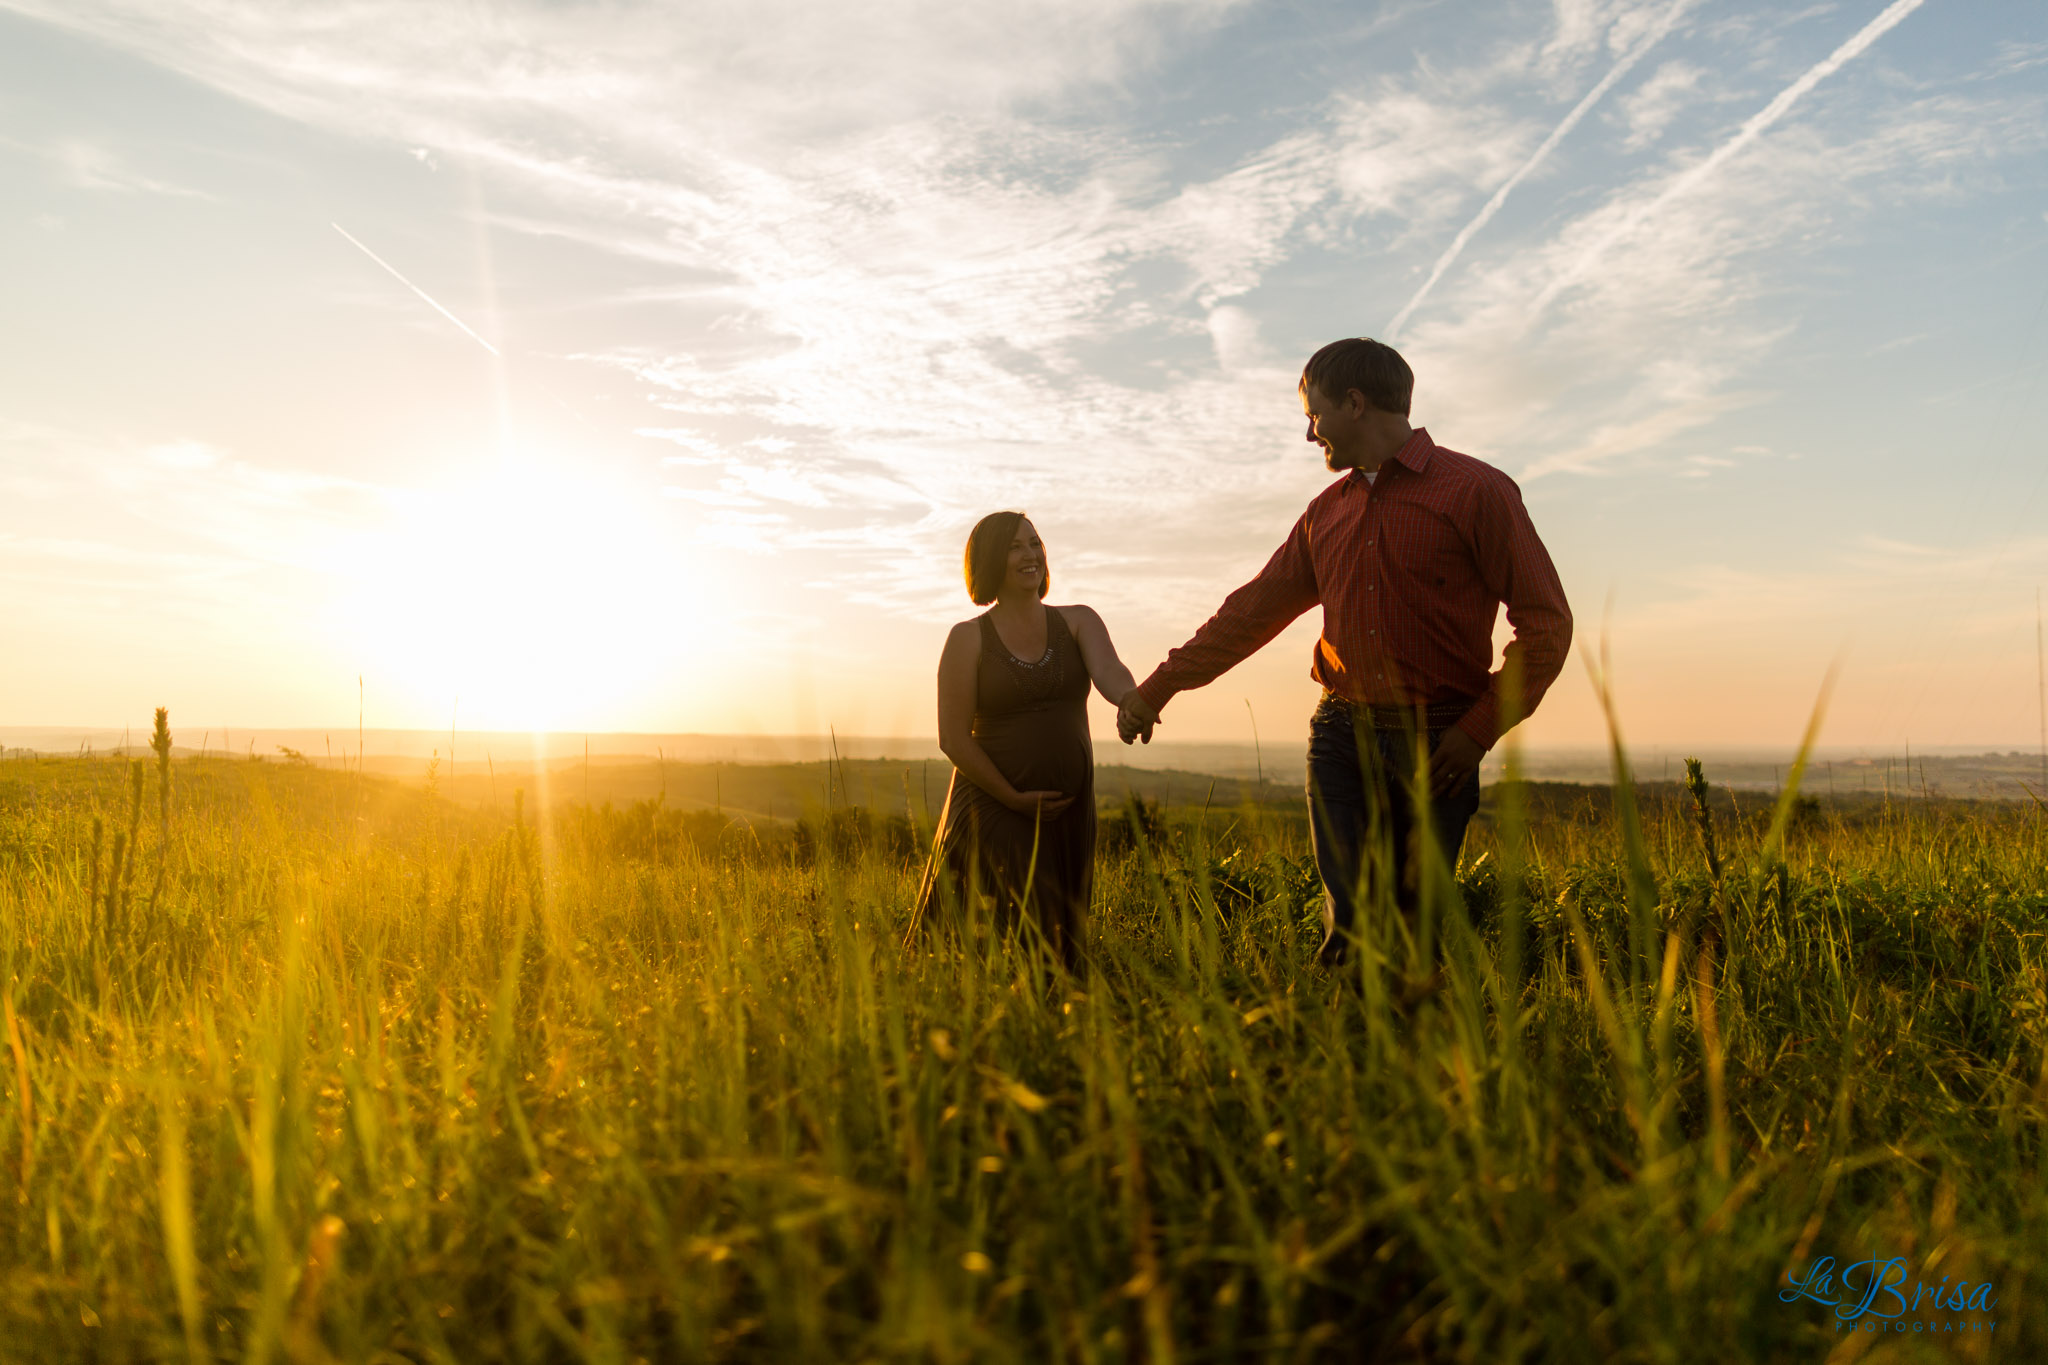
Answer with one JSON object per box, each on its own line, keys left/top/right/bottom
{"left": 964, "top": 510, "right": 1046, "bottom": 605}
{"left": 1300, "top": 337, "right": 1413, "bottom": 416}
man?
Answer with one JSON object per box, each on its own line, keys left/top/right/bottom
{"left": 1116, "top": 337, "right": 1572, "bottom": 965}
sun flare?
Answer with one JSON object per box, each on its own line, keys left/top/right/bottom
{"left": 338, "top": 456, "right": 697, "bottom": 732}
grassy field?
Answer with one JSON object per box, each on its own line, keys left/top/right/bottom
{"left": 0, "top": 727, "right": 2043, "bottom": 1362}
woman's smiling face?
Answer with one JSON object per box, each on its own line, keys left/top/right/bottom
{"left": 1003, "top": 519, "right": 1045, "bottom": 598}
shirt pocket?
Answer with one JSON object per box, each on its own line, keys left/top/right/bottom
{"left": 1381, "top": 500, "right": 1467, "bottom": 589}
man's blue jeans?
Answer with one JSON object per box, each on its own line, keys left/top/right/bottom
{"left": 1306, "top": 693, "right": 1482, "bottom": 966}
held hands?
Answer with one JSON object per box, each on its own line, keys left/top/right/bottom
{"left": 1116, "top": 689, "right": 1159, "bottom": 745}
{"left": 1427, "top": 725, "right": 1484, "bottom": 797}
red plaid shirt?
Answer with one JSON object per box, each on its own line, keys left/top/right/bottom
{"left": 1136, "top": 428, "right": 1572, "bottom": 750}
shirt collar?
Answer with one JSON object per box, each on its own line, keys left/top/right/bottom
{"left": 1347, "top": 427, "right": 1433, "bottom": 486}
{"left": 1390, "top": 426, "right": 1434, "bottom": 473}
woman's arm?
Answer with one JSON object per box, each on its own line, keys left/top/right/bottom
{"left": 1059, "top": 605, "right": 1141, "bottom": 709}
{"left": 937, "top": 621, "right": 1074, "bottom": 818}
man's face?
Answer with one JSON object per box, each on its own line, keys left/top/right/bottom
{"left": 1301, "top": 381, "right": 1362, "bottom": 471}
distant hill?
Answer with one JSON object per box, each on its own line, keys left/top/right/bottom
{"left": 411, "top": 755, "right": 1302, "bottom": 823}
{"left": 4, "top": 725, "right": 2041, "bottom": 801}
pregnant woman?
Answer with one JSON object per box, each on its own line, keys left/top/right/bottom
{"left": 911, "top": 511, "right": 1143, "bottom": 969}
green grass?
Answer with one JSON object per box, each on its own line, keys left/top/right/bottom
{"left": 0, "top": 740, "right": 2043, "bottom": 1362}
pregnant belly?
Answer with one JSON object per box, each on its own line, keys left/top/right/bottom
{"left": 973, "top": 710, "right": 1092, "bottom": 795}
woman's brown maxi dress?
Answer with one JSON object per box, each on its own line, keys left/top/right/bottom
{"left": 913, "top": 607, "right": 1095, "bottom": 968}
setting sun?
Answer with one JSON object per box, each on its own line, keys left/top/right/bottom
{"left": 336, "top": 452, "right": 697, "bottom": 732}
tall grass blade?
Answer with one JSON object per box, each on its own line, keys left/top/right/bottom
{"left": 157, "top": 1086, "right": 207, "bottom": 1365}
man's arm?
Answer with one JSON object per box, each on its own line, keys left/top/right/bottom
{"left": 1451, "top": 474, "right": 1573, "bottom": 753}
{"left": 1128, "top": 514, "right": 1321, "bottom": 728}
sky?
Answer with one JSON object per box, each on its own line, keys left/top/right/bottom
{"left": 2, "top": 0, "right": 2046, "bottom": 753}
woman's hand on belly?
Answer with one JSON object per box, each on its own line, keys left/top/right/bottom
{"left": 1007, "top": 789, "right": 1075, "bottom": 820}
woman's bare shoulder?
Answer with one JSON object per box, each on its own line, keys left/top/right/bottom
{"left": 1052, "top": 603, "right": 1103, "bottom": 629}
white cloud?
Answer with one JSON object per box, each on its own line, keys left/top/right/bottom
{"left": 1328, "top": 93, "right": 1533, "bottom": 224}
{"left": 1534, "top": 1, "right": 1929, "bottom": 319}
{"left": 661, "top": 486, "right": 761, "bottom": 508}
{"left": 0, "top": 421, "right": 395, "bottom": 637}
{"left": 1402, "top": 56, "right": 2039, "bottom": 482}
{"left": 1615, "top": 59, "right": 1706, "bottom": 150}
{"left": 637, "top": 428, "right": 728, "bottom": 464}
{"left": 0, "top": 2, "right": 1543, "bottom": 622}
{"left": 0, "top": 132, "right": 208, "bottom": 197}
{"left": 147, "top": 439, "right": 223, "bottom": 471}
{"left": 1674, "top": 452, "right": 1734, "bottom": 478}
{"left": 1386, "top": 0, "right": 1695, "bottom": 340}
{"left": 53, "top": 139, "right": 207, "bottom": 196}
{"left": 4, "top": 0, "right": 1245, "bottom": 151}
{"left": 1988, "top": 39, "right": 2048, "bottom": 79}
{"left": 1537, "top": 0, "right": 1685, "bottom": 75}
{"left": 1205, "top": 305, "right": 1270, "bottom": 372}
{"left": 6, "top": 0, "right": 2043, "bottom": 665}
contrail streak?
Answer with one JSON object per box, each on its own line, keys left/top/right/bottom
{"left": 1385, "top": 0, "right": 1695, "bottom": 341}
{"left": 330, "top": 222, "right": 500, "bottom": 356}
{"left": 1530, "top": 0, "right": 1926, "bottom": 317}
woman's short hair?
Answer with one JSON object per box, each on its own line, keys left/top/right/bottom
{"left": 1300, "top": 337, "right": 1413, "bottom": 415}
{"left": 964, "top": 510, "right": 1046, "bottom": 605}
